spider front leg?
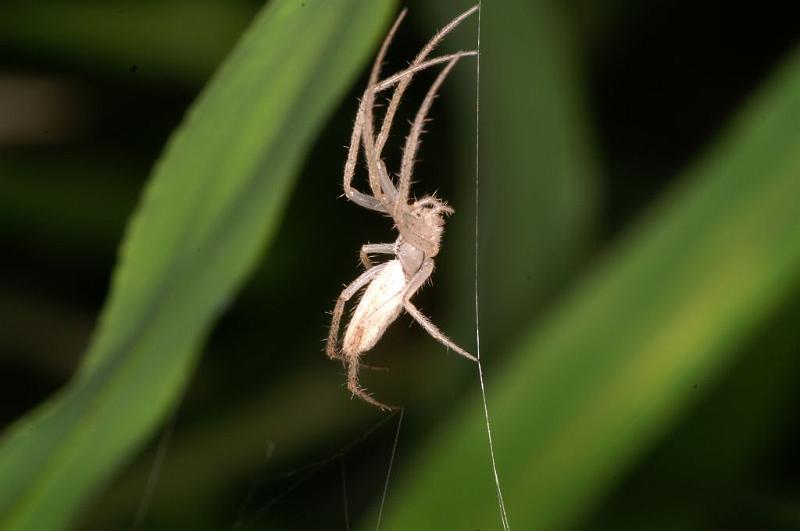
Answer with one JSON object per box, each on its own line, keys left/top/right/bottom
{"left": 343, "top": 108, "right": 394, "bottom": 213}
{"left": 403, "top": 260, "right": 477, "bottom": 362}
{"left": 359, "top": 242, "right": 395, "bottom": 269}
{"left": 326, "top": 263, "right": 388, "bottom": 360}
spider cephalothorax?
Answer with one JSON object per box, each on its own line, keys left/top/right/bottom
{"left": 397, "top": 195, "right": 453, "bottom": 259}
{"left": 326, "top": 6, "right": 478, "bottom": 410}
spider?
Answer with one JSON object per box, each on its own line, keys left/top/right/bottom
{"left": 326, "top": 5, "right": 479, "bottom": 410}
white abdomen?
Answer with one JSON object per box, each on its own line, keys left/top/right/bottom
{"left": 343, "top": 260, "right": 406, "bottom": 356}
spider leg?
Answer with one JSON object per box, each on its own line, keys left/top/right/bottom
{"left": 359, "top": 242, "right": 395, "bottom": 269}
{"left": 326, "top": 263, "right": 389, "bottom": 360}
{"left": 343, "top": 99, "right": 387, "bottom": 213}
{"left": 371, "top": 52, "right": 478, "bottom": 204}
{"left": 403, "top": 260, "right": 477, "bottom": 362}
{"left": 376, "top": 159, "right": 397, "bottom": 205}
{"left": 395, "top": 56, "right": 461, "bottom": 222}
{"left": 375, "top": 51, "right": 478, "bottom": 93}
{"left": 344, "top": 7, "right": 477, "bottom": 215}
{"left": 376, "top": 4, "right": 478, "bottom": 159}
{"left": 404, "top": 302, "right": 476, "bottom": 362}
{"left": 343, "top": 8, "right": 407, "bottom": 213}
{"left": 346, "top": 355, "right": 397, "bottom": 411}
{"left": 345, "top": 187, "right": 387, "bottom": 213}
{"left": 358, "top": 9, "right": 405, "bottom": 210}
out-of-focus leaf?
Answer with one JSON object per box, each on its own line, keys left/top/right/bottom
{"left": 421, "top": 0, "right": 600, "bottom": 352}
{"left": 0, "top": 0, "right": 396, "bottom": 529}
{"left": 582, "top": 299, "right": 800, "bottom": 530}
{"left": 0, "top": 2, "right": 255, "bottom": 84}
{"left": 376, "top": 44, "right": 800, "bottom": 531}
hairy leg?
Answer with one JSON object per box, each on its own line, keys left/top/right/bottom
{"left": 359, "top": 9, "right": 405, "bottom": 209}
{"left": 375, "top": 51, "right": 477, "bottom": 93}
{"left": 343, "top": 7, "right": 476, "bottom": 214}
{"left": 359, "top": 242, "right": 395, "bottom": 269}
{"left": 345, "top": 51, "right": 476, "bottom": 214}
{"left": 346, "top": 356, "right": 395, "bottom": 411}
{"left": 342, "top": 7, "right": 407, "bottom": 213}
{"left": 342, "top": 99, "right": 391, "bottom": 213}
{"left": 326, "top": 263, "right": 388, "bottom": 360}
{"left": 402, "top": 260, "right": 477, "bottom": 362}
{"left": 376, "top": 5, "right": 479, "bottom": 158}
{"left": 395, "top": 56, "right": 460, "bottom": 222}
{"left": 404, "top": 302, "right": 476, "bottom": 362}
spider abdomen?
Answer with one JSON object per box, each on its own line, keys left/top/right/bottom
{"left": 343, "top": 260, "right": 406, "bottom": 356}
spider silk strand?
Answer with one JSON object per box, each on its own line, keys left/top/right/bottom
{"left": 376, "top": 407, "right": 404, "bottom": 531}
{"left": 474, "top": 3, "right": 511, "bottom": 530}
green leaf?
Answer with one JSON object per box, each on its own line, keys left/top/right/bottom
{"left": 587, "top": 299, "right": 800, "bottom": 529}
{"left": 377, "top": 44, "right": 800, "bottom": 531}
{"left": 0, "top": 0, "right": 396, "bottom": 529}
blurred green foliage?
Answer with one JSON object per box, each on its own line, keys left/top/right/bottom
{"left": 1, "top": 1, "right": 799, "bottom": 530}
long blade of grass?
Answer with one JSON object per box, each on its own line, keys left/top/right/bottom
{"left": 376, "top": 44, "right": 800, "bottom": 530}
{"left": 0, "top": 1, "right": 396, "bottom": 529}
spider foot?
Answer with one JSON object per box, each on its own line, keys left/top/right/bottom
{"left": 347, "top": 382, "right": 398, "bottom": 411}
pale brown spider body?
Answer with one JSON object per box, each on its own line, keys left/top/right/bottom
{"left": 326, "top": 6, "right": 479, "bottom": 409}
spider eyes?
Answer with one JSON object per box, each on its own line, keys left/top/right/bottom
{"left": 412, "top": 199, "right": 439, "bottom": 211}
{"left": 413, "top": 205, "right": 436, "bottom": 218}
